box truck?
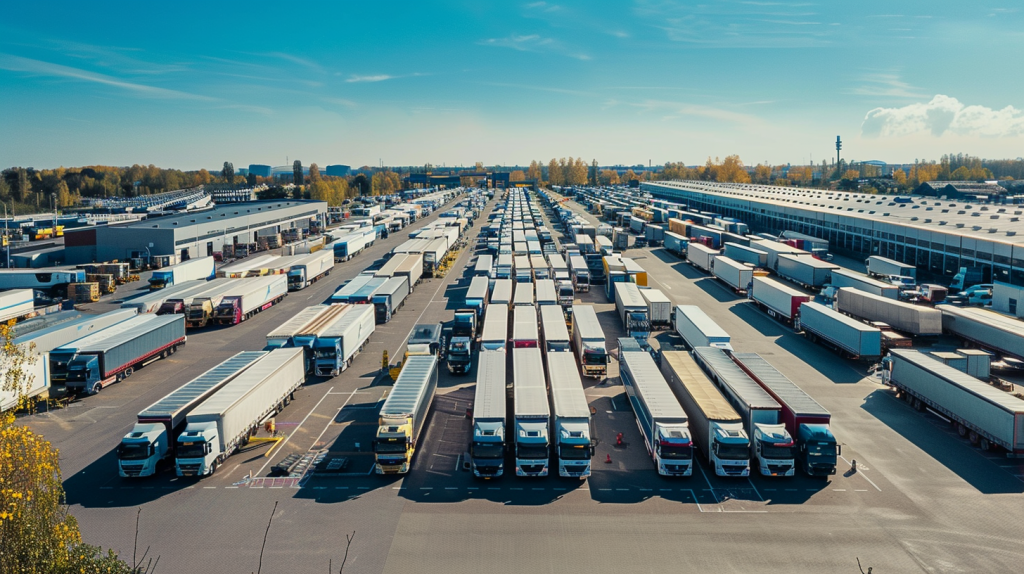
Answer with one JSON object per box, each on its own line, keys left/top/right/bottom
{"left": 118, "top": 351, "right": 266, "bottom": 477}
{"left": 548, "top": 352, "right": 593, "bottom": 478}
{"left": 312, "top": 304, "right": 375, "bottom": 376}
{"left": 640, "top": 288, "right": 672, "bottom": 328}
{"left": 572, "top": 305, "right": 608, "bottom": 378}
{"left": 372, "top": 276, "right": 410, "bottom": 324}
{"left": 175, "top": 348, "right": 305, "bottom": 477}
{"left": 52, "top": 314, "right": 186, "bottom": 395}
{"left": 614, "top": 282, "right": 651, "bottom": 340}
{"left": 285, "top": 249, "right": 334, "bottom": 290}
{"left": 687, "top": 242, "right": 718, "bottom": 273}
{"left": 514, "top": 347, "right": 550, "bottom": 477}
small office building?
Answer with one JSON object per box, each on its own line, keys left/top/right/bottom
{"left": 64, "top": 200, "right": 327, "bottom": 264}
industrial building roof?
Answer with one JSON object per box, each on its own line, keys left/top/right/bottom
{"left": 115, "top": 200, "right": 325, "bottom": 230}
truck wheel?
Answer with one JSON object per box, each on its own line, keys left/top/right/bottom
{"left": 968, "top": 431, "right": 979, "bottom": 445}
{"left": 912, "top": 398, "right": 923, "bottom": 411}
{"left": 979, "top": 438, "right": 991, "bottom": 451}
{"left": 957, "top": 423, "right": 967, "bottom": 437}
{"left": 91, "top": 382, "right": 102, "bottom": 395}
{"left": 124, "top": 367, "right": 134, "bottom": 378}
{"left": 210, "top": 460, "right": 218, "bottom": 475}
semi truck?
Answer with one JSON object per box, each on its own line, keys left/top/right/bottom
{"left": 674, "top": 305, "right": 732, "bottom": 352}
{"left": 692, "top": 347, "right": 795, "bottom": 477}
{"left": 572, "top": 304, "right": 608, "bottom": 378}
{"left": 374, "top": 355, "right": 439, "bottom": 474}
{"left": 470, "top": 349, "right": 507, "bottom": 478}
{"left": 148, "top": 256, "right": 215, "bottom": 290}
{"left": 313, "top": 304, "right": 375, "bottom": 376}
{"left": 2, "top": 308, "right": 137, "bottom": 411}
{"left": 835, "top": 287, "right": 942, "bottom": 335}
{"left": 799, "top": 301, "right": 882, "bottom": 360}
{"left": 712, "top": 256, "right": 753, "bottom": 293}
{"left": 687, "top": 242, "right": 718, "bottom": 273}
{"left": 660, "top": 351, "right": 749, "bottom": 476}
{"left": 547, "top": 352, "right": 593, "bottom": 478}
{"left": 535, "top": 279, "right": 557, "bottom": 307}
{"left": 732, "top": 353, "right": 839, "bottom": 476}
{"left": 331, "top": 275, "right": 373, "bottom": 303}
{"left": 747, "top": 239, "right": 806, "bottom": 271}
{"left": 118, "top": 351, "right": 267, "bottom": 477}
{"left": 569, "top": 254, "right": 590, "bottom": 292}
{"left": 513, "top": 347, "right": 550, "bottom": 477}
{"left": 749, "top": 276, "right": 810, "bottom": 324}
{"left": 184, "top": 279, "right": 239, "bottom": 328}
{"left": 175, "top": 348, "right": 305, "bottom": 477}
{"left": 614, "top": 282, "right": 651, "bottom": 341}
{"left": 394, "top": 253, "right": 424, "bottom": 290}
{"left": 621, "top": 349, "right": 693, "bottom": 476}
{"left": 121, "top": 280, "right": 208, "bottom": 314}
{"left": 333, "top": 231, "right": 371, "bottom": 261}
{"left": 776, "top": 254, "right": 837, "bottom": 290}
{"left": 490, "top": 278, "right": 513, "bottom": 310}
{"left": 513, "top": 281, "right": 534, "bottom": 307}
{"left": 881, "top": 349, "right": 1024, "bottom": 454}
{"left": 0, "top": 268, "right": 85, "bottom": 293}
{"left": 52, "top": 314, "right": 186, "bottom": 395}
{"left": 285, "top": 249, "right": 334, "bottom": 290}
{"left": 293, "top": 304, "right": 351, "bottom": 350}
{"left": 826, "top": 269, "right": 900, "bottom": 300}
{"left": 213, "top": 275, "right": 288, "bottom": 325}
{"left": 940, "top": 306, "right": 1024, "bottom": 361}
{"left": 372, "top": 276, "right": 410, "bottom": 324}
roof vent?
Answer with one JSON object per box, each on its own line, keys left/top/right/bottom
{"left": 923, "top": 218, "right": 932, "bottom": 223}
{"left": 989, "top": 228, "right": 998, "bottom": 233}
{"left": 882, "top": 213, "right": 890, "bottom": 217}
{"left": 991, "top": 215, "right": 1000, "bottom": 219}
{"left": 955, "top": 223, "right": 965, "bottom": 228}
{"left": 910, "top": 216, "right": 919, "bottom": 221}
{"left": 971, "top": 212, "right": 981, "bottom": 217}
{"left": 1011, "top": 217, "right": 1020, "bottom": 222}
{"left": 938, "top": 221, "right": 947, "bottom": 225}
{"left": 1008, "top": 231, "right": 1018, "bottom": 237}
{"left": 972, "top": 225, "right": 982, "bottom": 231}
{"left": 912, "top": 205, "right": 920, "bottom": 209}
{"left": 957, "top": 210, "right": 966, "bottom": 215}
{"left": 926, "top": 207, "right": 933, "bottom": 211}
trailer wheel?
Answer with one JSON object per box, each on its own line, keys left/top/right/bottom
{"left": 957, "top": 423, "right": 968, "bottom": 437}
{"left": 124, "top": 367, "right": 134, "bottom": 378}
{"left": 912, "top": 398, "right": 923, "bottom": 411}
{"left": 979, "top": 437, "right": 991, "bottom": 451}
{"left": 968, "top": 431, "right": 979, "bottom": 445}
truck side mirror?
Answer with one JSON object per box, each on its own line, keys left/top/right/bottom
{"left": 837, "top": 445, "right": 841, "bottom": 456}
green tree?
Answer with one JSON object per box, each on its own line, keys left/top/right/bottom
{"left": 293, "top": 160, "right": 303, "bottom": 185}
{"left": 222, "top": 162, "right": 234, "bottom": 184}
{"left": 246, "top": 172, "right": 257, "bottom": 187}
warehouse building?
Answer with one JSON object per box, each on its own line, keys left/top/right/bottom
{"left": 643, "top": 181, "right": 1024, "bottom": 287}
{"left": 64, "top": 200, "right": 327, "bottom": 264}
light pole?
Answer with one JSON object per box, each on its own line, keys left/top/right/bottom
{"left": 3, "top": 202, "right": 9, "bottom": 269}
{"left": 50, "top": 193, "right": 56, "bottom": 239}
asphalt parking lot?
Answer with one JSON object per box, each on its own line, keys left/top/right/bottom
{"left": 20, "top": 192, "right": 1024, "bottom": 574}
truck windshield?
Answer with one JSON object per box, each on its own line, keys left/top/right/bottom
{"left": 516, "top": 444, "right": 548, "bottom": 459}
{"left": 315, "top": 349, "right": 337, "bottom": 359}
{"left": 117, "top": 443, "right": 153, "bottom": 460}
{"left": 176, "top": 442, "right": 207, "bottom": 458}
{"left": 559, "top": 445, "right": 591, "bottom": 460}
{"left": 658, "top": 444, "right": 693, "bottom": 460}
{"left": 472, "top": 443, "right": 503, "bottom": 459}
{"left": 762, "top": 443, "right": 796, "bottom": 459}
{"left": 807, "top": 442, "right": 837, "bottom": 460}
{"left": 714, "top": 441, "right": 750, "bottom": 460}
{"left": 66, "top": 367, "right": 88, "bottom": 381}
{"left": 582, "top": 351, "right": 606, "bottom": 365}
{"left": 374, "top": 441, "right": 407, "bottom": 454}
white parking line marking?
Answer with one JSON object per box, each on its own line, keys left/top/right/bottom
{"left": 833, "top": 489, "right": 846, "bottom": 492}
{"left": 254, "top": 386, "right": 335, "bottom": 477}
{"left": 840, "top": 456, "right": 882, "bottom": 492}
{"left": 420, "top": 487, "right": 433, "bottom": 490}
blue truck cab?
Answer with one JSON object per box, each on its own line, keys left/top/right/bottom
{"left": 796, "top": 423, "right": 839, "bottom": 476}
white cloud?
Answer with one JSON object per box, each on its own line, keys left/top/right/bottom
{"left": 0, "top": 53, "right": 212, "bottom": 100}
{"left": 346, "top": 74, "right": 393, "bottom": 83}
{"left": 862, "top": 95, "right": 1024, "bottom": 138}
{"left": 478, "top": 34, "right": 590, "bottom": 60}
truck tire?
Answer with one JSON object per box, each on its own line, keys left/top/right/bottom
{"left": 912, "top": 398, "right": 923, "bottom": 411}
{"left": 979, "top": 437, "right": 991, "bottom": 451}
{"left": 124, "top": 367, "right": 134, "bottom": 378}
{"left": 957, "top": 423, "right": 967, "bottom": 437}
{"left": 968, "top": 431, "right": 979, "bottom": 445}
{"left": 91, "top": 382, "right": 102, "bottom": 395}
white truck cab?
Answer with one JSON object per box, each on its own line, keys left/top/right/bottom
{"left": 118, "top": 423, "right": 169, "bottom": 478}
{"left": 175, "top": 422, "right": 219, "bottom": 477}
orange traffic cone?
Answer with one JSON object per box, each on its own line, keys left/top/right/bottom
{"left": 605, "top": 454, "right": 612, "bottom": 464}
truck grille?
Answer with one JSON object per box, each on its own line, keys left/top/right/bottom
{"left": 664, "top": 463, "right": 689, "bottom": 474}
{"left": 177, "top": 463, "right": 201, "bottom": 475}
{"left": 121, "top": 465, "right": 144, "bottom": 477}
{"left": 519, "top": 464, "right": 545, "bottom": 474}
{"left": 767, "top": 464, "right": 792, "bottom": 475}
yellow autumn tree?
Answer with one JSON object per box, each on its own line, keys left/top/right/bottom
{"left": 526, "top": 161, "right": 542, "bottom": 183}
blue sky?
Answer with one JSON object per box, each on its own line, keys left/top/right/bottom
{"left": 2, "top": 1, "right": 1023, "bottom": 170}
